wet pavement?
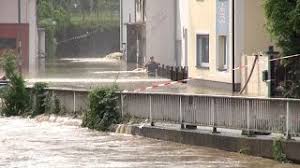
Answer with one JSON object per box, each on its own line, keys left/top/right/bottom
{"left": 0, "top": 117, "right": 299, "bottom": 168}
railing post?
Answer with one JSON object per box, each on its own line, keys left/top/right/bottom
{"left": 170, "top": 66, "right": 174, "bottom": 81}
{"left": 286, "top": 101, "right": 291, "bottom": 140}
{"left": 157, "top": 65, "right": 161, "bottom": 77}
{"left": 150, "top": 95, "right": 154, "bottom": 126}
{"left": 162, "top": 64, "right": 166, "bottom": 78}
{"left": 247, "top": 99, "right": 250, "bottom": 132}
{"left": 166, "top": 66, "right": 170, "bottom": 79}
{"left": 175, "top": 67, "right": 179, "bottom": 81}
{"left": 212, "top": 98, "right": 218, "bottom": 133}
{"left": 121, "top": 94, "right": 124, "bottom": 118}
{"left": 73, "top": 91, "right": 76, "bottom": 114}
{"left": 182, "top": 66, "right": 188, "bottom": 83}
{"left": 180, "top": 95, "right": 184, "bottom": 129}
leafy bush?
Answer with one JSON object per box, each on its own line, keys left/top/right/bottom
{"left": 31, "top": 82, "right": 49, "bottom": 117}
{"left": 0, "top": 50, "right": 30, "bottom": 116}
{"left": 82, "top": 86, "right": 121, "bottom": 131}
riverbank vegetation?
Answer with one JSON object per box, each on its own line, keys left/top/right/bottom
{"left": 0, "top": 51, "right": 30, "bottom": 117}
{"left": 0, "top": 52, "right": 60, "bottom": 117}
{"left": 0, "top": 51, "right": 121, "bottom": 131}
{"left": 82, "top": 86, "right": 121, "bottom": 131}
{"left": 273, "top": 137, "right": 288, "bottom": 163}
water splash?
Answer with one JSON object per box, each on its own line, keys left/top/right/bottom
{"left": 34, "top": 114, "right": 82, "bottom": 126}
{"left": 115, "top": 124, "right": 132, "bottom": 134}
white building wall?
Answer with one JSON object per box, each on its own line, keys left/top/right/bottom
{"left": 145, "top": 0, "right": 176, "bottom": 66}
{"left": 120, "top": 0, "right": 136, "bottom": 51}
{"left": 27, "top": 0, "right": 38, "bottom": 76}
{"left": 234, "top": 0, "right": 245, "bottom": 84}
{"left": 0, "top": 0, "right": 19, "bottom": 23}
{"left": 178, "top": 0, "right": 189, "bottom": 67}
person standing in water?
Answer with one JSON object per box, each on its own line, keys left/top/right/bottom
{"left": 145, "top": 56, "right": 160, "bottom": 77}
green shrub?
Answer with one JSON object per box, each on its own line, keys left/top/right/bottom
{"left": 0, "top": 50, "right": 30, "bottom": 117}
{"left": 82, "top": 86, "right": 121, "bottom": 131}
{"left": 31, "top": 82, "right": 48, "bottom": 117}
{"left": 45, "top": 93, "right": 61, "bottom": 115}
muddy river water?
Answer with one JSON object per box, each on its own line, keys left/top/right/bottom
{"left": 0, "top": 117, "right": 299, "bottom": 168}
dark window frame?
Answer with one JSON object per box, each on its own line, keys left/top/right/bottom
{"left": 196, "top": 34, "right": 209, "bottom": 68}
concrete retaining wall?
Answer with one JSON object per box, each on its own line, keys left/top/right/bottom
{"left": 27, "top": 87, "right": 90, "bottom": 116}
{"left": 50, "top": 89, "right": 89, "bottom": 116}
{"left": 124, "top": 125, "right": 300, "bottom": 163}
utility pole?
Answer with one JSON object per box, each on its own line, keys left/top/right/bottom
{"left": 18, "top": 0, "right": 21, "bottom": 23}
{"left": 232, "top": 0, "right": 235, "bottom": 92}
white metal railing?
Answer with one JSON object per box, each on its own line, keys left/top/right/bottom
{"left": 121, "top": 92, "right": 300, "bottom": 137}
{"left": 24, "top": 87, "right": 300, "bottom": 137}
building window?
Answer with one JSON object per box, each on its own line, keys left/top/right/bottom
{"left": 0, "top": 38, "right": 16, "bottom": 49}
{"left": 196, "top": 34, "right": 209, "bottom": 68}
{"left": 218, "top": 35, "right": 228, "bottom": 71}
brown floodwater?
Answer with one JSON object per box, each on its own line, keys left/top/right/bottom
{"left": 0, "top": 117, "right": 299, "bottom": 168}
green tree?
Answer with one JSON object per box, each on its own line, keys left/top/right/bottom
{"left": 264, "top": 0, "right": 300, "bottom": 55}
{"left": 0, "top": 51, "right": 30, "bottom": 116}
{"left": 264, "top": 0, "right": 300, "bottom": 98}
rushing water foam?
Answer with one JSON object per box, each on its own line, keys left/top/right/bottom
{"left": 34, "top": 114, "right": 82, "bottom": 126}
{"left": 0, "top": 117, "right": 299, "bottom": 168}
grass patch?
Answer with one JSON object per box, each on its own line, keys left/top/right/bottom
{"left": 273, "top": 137, "right": 288, "bottom": 163}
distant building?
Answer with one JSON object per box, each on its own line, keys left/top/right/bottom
{"left": 120, "top": 0, "right": 274, "bottom": 92}
{"left": 120, "top": 0, "right": 179, "bottom": 69}
{"left": 0, "top": 0, "right": 40, "bottom": 76}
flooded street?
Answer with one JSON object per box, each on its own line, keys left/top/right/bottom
{"left": 36, "top": 57, "right": 144, "bottom": 79}
{"left": 0, "top": 117, "right": 299, "bottom": 168}
{"left": 27, "top": 57, "right": 233, "bottom": 95}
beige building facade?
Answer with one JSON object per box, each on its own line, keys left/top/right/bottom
{"left": 186, "top": 0, "right": 273, "bottom": 91}
{"left": 0, "top": 0, "right": 39, "bottom": 76}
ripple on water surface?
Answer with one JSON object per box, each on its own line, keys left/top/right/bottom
{"left": 0, "top": 117, "right": 299, "bottom": 168}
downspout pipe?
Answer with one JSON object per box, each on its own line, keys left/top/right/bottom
{"left": 175, "top": 0, "right": 179, "bottom": 66}
{"left": 18, "top": 0, "right": 21, "bottom": 23}
{"left": 17, "top": 0, "right": 22, "bottom": 75}
{"left": 232, "top": 0, "right": 235, "bottom": 92}
{"left": 120, "top": 0, "right": 123, "bottom": 50}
